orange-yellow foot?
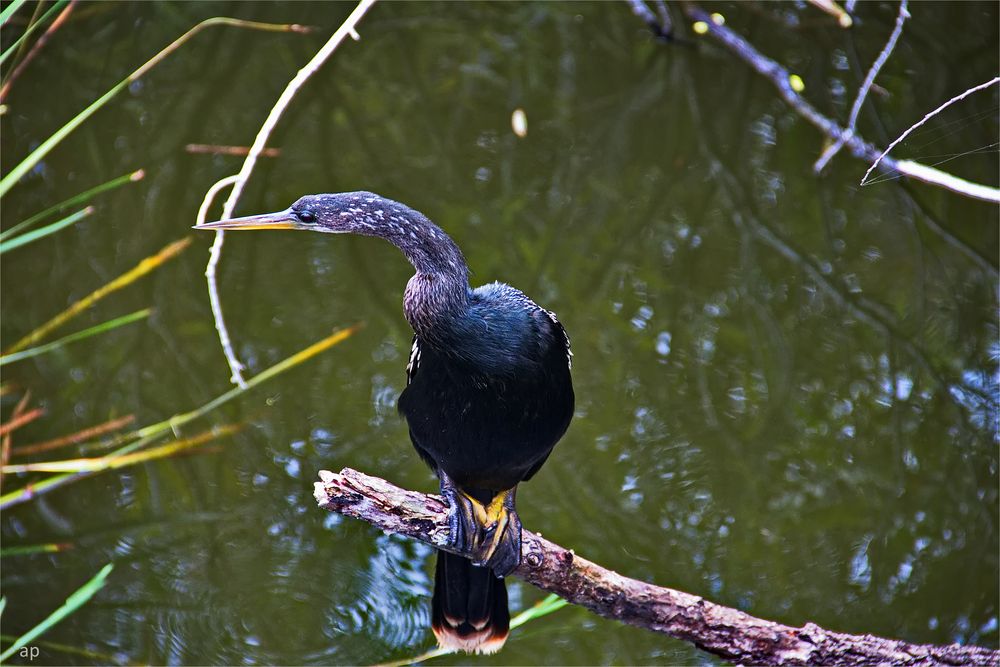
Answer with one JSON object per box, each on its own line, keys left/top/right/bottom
{"left": 470, "top": 487, "right": 521, "bottom": 576}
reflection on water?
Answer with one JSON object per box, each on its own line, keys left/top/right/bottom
{"left": 1, "top": 1, "right": 996, "bottom": 664}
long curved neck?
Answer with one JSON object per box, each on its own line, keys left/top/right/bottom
{"left": 400, "top": 234, "right": 470, "bottom": 339}
{"left": 379, "top": 208, "right": 470, "bottom": 340}
{"left": 403, "top": 269, "right": 469, "bottom": 340}
{"left": 321, "top": 192, "right": 471, "bottom": 340}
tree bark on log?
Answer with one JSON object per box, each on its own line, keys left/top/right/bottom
{"left": 313, "top": 468, "right": 999, "bottom": 666}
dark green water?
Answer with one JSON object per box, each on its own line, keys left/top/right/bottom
{"left": 2, "top": 2, "right": 997, "bottom": 665}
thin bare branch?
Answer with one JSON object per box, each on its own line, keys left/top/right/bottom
{"left": 862, "top": 76, "right": 1000, "bottom": 187}
{"left": 814, "top": 0, "right": 908, "bottom": 172}
{"left": 680, "top": 6, "right": 999, "bottom": 203}
{"left": 203, "top": 0, "right": 377, "bottom": 387}
{"left": 893, "top": 158, "right": 1000, "bottom": 203}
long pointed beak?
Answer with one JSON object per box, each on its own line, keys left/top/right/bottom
{"left": 194, "top": 209, "right": 299, "bottom": 231}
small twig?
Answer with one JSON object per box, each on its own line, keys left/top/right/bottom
{"left": 861, "top": 76, "right": 1000, "bottom": 186}
{"left": 814, "top": 0, "right": 908, "bottom": 172}
{"left": 204, "top": 0, "right": 377, "bottom": 388}
{"left": 314, "top": 467, "right": 1000, "bottom": 667}
{"left": 845, "top": 1, "right": 907, "bottom": 132}
{"left": 0, "top": 391, "right": 31, "bottom": 488}
{"left": 12, "top": 415, "right": 135, "bottom": 457}
{"left": 185, "top": 144, "right": 281, "bottom": 157}
{"left": 0, "top": 407, "right": 45, "bottom": 438}
{"left": 805, "top": 0, "right": 853, "bottom": 28}
{"left": 197, "top": 176, "right": 241, "bottom": 227}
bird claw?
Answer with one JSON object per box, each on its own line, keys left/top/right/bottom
{"left": 438, "top": 473, "right": 522, "bottom": 577}
{"left": 475, "top": 508, "right": 522, "bottom": 577}
{"left": 469, "top": 487, "right": 521, "bottom": 576}
{"left": 441, "top": 483, "right": 475, "bottom": 554}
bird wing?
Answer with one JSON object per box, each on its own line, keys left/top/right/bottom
{"left": 544, "top": 309, "right": 573, "bottom": 370}
{"left": 405, "top": 334, "right": 421, "bottom": 385}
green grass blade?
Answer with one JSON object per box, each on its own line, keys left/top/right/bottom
{"left": 0, "top": 326, "right": 359, "bottom": 509}
{"left": 0, "top": 0, "right": 30, "bottom": 26}
{"left": 1, "top": 542, "right": 71, "bottom": 556}
{"left": 0, "top": 0, "right": 68, "bottom": 67}
{"left": 0, "top": 18, "right": 308, "bottom": 198}
{"left": 130, "top": 325, "right": 362, "bottom": 441}
{"left": 0, "top": 563, "right": 113, "bottom": 663}
{"left": 6, "top": 237, "right": 189, "bottom": 354}
{"left": 0, "top": 206, "right": 93, "bottom": 255}
{"left": 0, "top": 168, "right": 144, "bottom": 242}
{"left": 510, "top": 593, "right": 568, "bottom": 628}
{"left": 376, "top": 646, "right": 451, "bottom": 667}
{"left": 0, "top": 428, "right": 168, "bottom": 509}
{"left": 2, "top": 422, "right": 240, "bottom": 473}
{"left": 0, "top": 309, "right": 151, "bottom": 367}
{"left": 0, "top": 82, "right": 125, "bottom": 197}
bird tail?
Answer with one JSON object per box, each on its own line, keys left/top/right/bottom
{"left": 431, "top": 551, "right": 509, "bottom": 654}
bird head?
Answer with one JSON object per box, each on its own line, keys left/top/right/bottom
{"left": 195, "top": 191, "right": 467, "bottom": 278}
{"left": 195, "top": 191, "right": 392, "bottom": 236}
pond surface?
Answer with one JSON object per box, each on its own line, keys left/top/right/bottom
{"left": 1, "top": 2, "right": 997, "bottom": 665}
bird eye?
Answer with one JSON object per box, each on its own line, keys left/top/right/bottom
{"left": 296, "top": 210, "right": 316, "bottom": 224}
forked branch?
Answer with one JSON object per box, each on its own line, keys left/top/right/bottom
{"left": 678, "top": 5, "right": 999, "bottom": 203}
{"left": 314, "top": 468, "right": 998, "bottom": 666}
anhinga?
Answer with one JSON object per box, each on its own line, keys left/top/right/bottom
{"left": 197, "top": 192, "right": 574, "bottom": 654}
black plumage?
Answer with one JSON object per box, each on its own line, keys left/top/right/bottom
{"left": 196, "top": 191, "right": 574, "bottom": 654}
{"left": 400, "top": 282, "right": 574, "bottom": 496}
